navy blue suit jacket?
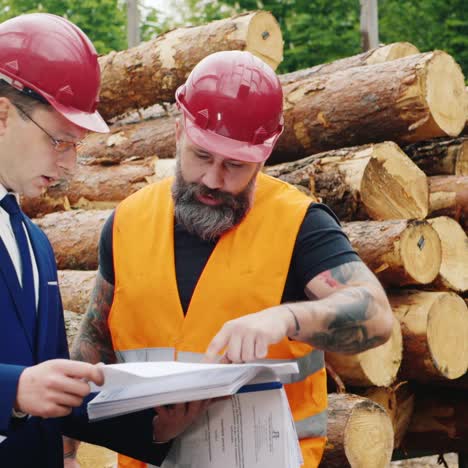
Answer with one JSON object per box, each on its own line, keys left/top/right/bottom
{"left": 0, "top": 215, "right": 168, "bottom": 467}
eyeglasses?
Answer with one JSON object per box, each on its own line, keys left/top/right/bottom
{"left": 12, "top": 103, "right": 83, "bottom": 153}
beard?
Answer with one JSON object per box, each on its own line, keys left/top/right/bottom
{"left": 171, "top": 159, "right": 256, "bottom": 241}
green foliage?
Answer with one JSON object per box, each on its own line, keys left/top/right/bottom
{"left": 379, "top": 0, "right": 468, "bottom": 78}
{"left": 152, "top": 0, "right": 468, "bottom": 78}
{"left": 0, "top": 0, "right": 127, "bottom": 54}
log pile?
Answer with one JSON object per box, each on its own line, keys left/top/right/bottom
{"left": 20, "top": 12, "right": 468, "bottom": 466}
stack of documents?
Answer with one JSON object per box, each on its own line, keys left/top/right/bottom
{"left": 87, "top": 360, "right": 298, "bottom": 421}
{"left": 162, "top": 386, "right": 303, "bottom": 468}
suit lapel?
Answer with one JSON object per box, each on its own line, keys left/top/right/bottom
{"left": 23, "top": 219, "right": 50, "bottom": 361}
{"left": 0, "top": 235, "right": 34, "bottom": 352}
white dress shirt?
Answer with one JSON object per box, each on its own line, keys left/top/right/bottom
{"left": 0, "top": 183, "right": 39, "bottom": 310}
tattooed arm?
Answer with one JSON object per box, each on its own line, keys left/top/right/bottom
{"left": 205, "top": 261, "right": 393, "bottom": 362}
{"left": 70, "top": 272, "right": 116, "bottom": 364}
{"left": 285, "top": 261, "right": 393, "bottom": 354}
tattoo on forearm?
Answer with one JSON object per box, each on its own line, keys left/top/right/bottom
{"left": 308, "top": 287, "right": 383, "bottom": 353}
{"left": 70, "top": 272, "right": 117, "bottom": 364}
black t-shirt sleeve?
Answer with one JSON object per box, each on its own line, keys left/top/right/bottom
{"left": 291, "top": 203, "right": 361, "bottom": 287}
{"left": 98, "top": 210, "right": 116, "bottom": 285}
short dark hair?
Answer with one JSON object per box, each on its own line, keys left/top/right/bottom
{"left": 0, "top": 80, "right": 50, "bottom": 118}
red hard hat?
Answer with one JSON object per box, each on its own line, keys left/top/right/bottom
{"left": 0, "top": 13, "right": 108, "bottom": 133}
{"left": 176, "top": 51, "right": 283, "bottom": 163}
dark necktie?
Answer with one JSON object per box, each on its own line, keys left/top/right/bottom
{"left": 0, "top": 194, "right": 36, "bottom": 336}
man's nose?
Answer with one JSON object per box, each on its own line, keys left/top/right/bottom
{"left": 202, "top": 165, "right": 223, "bottom": 190}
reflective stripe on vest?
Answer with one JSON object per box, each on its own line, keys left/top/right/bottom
{"left": 295, "top": 409, "right": 328, "bottom": 439}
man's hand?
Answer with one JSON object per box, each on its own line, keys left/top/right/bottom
{"left": 205, "top": 307, "right": 293, "bottom": 363}
{"left": 16, "top": 359, "right": 104, "bottom": 418}
{"left": 153, "top": 400, "right": 212, "bottom": 443}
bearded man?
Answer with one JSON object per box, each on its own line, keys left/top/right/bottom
{"left": 71, "top": 51, "right": 393, "bottom": 468}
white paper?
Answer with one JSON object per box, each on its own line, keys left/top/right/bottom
{"left": 87, "top": 361, "right": 299, "bottom": 421}
{"left": 162, "top": 388, "right": 302, "bottom": 468}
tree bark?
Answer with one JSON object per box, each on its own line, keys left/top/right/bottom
{"left": 401, "top": 389, "right": 468, "bottom": 454}
{"left": 362, "top": 382, "right": 415, "bottom": 448}
{"left": 390, "top": 290, "right": 468, "bottom": 381}
{"left": 426, "top": 217, "right": 468, "bottom": 293}
{"left": 78, "top": 114, "right": 176, "bottom": 166}
{"left": 270, "top": 51, "right": 467, "bottom": 164}
{"left": 403, "top": 136, "right": 468, "bottom": 176}
{"left": 58, "top": 271, "right": 97, "bottom": 315}
{"left": 342, "top": 220, "right": 442, "bottom": 287}
{"left": 279, "top": 42, "right": 419, "bottom": 85}
{"left": 63, "top": 310, "right": 83, "bottom": 348}
{"left": 325, "top": 317, "right": 402, "bottom": 387}
{"left": 34, "top": 210, "right": 111, "bottom": 270}
{"left": 265, "top": 142, "right": 429, "bottom": 221}
{"left": 428, "top": 176, "right": 468, "bottom": 231}
{"left": 98, "top": 11, "right": 283, "bottom": 120}
{"left": 21, "top": 158, "right": 176, "bottom": 218}
{"left": 321, "top": 393, "right": 394, "bottom": 468}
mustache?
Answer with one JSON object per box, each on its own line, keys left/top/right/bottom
{"left": 189, "top": 184, "right": 240, "bottom": 207}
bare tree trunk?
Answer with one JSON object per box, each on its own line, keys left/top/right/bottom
{"left": 271, "top": 51, "right": 467, "bottom": 164}
{"left": 321, "top": 393, "right": 394, "bottom": 468}
{"left": 34, "top": 210, "right": 111, "bottom": 270}
{"left": 78, "top": 114, "right": 176, "bottom": 166}
{"left": 390, "top": 291, "right": 468, "bottom": 381}
{"left": 265, "top": 141, "right": 429, "bottom": 221}
{"left": 363, "top": 382, "right": 415, "bottom": 448}
{"left": 279, "top": 42, "right": 419, "bottom": 85}
{"left": 403, "top": 137, "right": 468, "bottom": 176}
{"left": 21, "top": 159, "right": 176, "bottom": 218}
{"left": 342, "top": 220, "right": 442, "bottom": 287}
{"left": 428, "top": 176, "right": 468, "bottom": 231}
{"left": 98, "top": 12, "right": 283, "bottom": 120}
{"left": 426, "top": 217, "right": 468, "bottom": 293}
{"left": 58, "top": 271, "right": 97, "bottom": 315}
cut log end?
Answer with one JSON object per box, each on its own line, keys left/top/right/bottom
{"left": 427, "top": 293, "right": 468, "bottom": 379}
{"left": 360, "top": 142, "right": 428, "bottom": 219}
{"left": 245, "top": 11, "right": 283, "bottom": 70}
{"left": 425, "top": 52, "right": 467, "bottom": 137}
{"left": 400, "top": 222, "right": 441, "bottom": 284}
{"left": 427, "top": 217, "right": 468, "bottom": 293}
{"left": 372, "top": 42, "right": 419, "bottom": 63}
{"left": 358, "top": 317, "right": 403, "bottom": 387}
{"left": 344, "top": 399, "right": 394, "bottom": 468}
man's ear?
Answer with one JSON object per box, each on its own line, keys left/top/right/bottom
{"left": 0, "top": 98, "right": 11, "bottom": 136}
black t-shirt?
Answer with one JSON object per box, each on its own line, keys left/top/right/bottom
{"left": 99, "top": 203, "right": 360, "bottom": 313}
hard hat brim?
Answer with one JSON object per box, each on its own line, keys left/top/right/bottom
{"left": 49, "top": 97, "right": 109, "bottom": 133}
{"left": 183, "top": 113, "right": 280, "bottom": 163}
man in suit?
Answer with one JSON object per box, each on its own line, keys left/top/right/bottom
{"left": 0, "top": 13, "right": 168, "bottom": 467}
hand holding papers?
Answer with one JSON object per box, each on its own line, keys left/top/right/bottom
{"left": 87, "top": 360, "right": 298, "bottom": 421}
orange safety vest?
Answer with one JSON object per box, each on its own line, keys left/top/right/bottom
{"left": 109, "top": 173, "right": 327, "bottom": 468}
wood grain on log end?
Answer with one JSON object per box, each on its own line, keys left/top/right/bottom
{"left": 391, "top": 290, "right": 468, "bottom": 381}
{"left": 359, "top": 142, "right": 428, "bottom": 219}
{"left": 325, "top": 317, "right": 402, "bottom": 387}
{"left": 343, "top": 220, "right": 442, "bottom": 286}
{"left": 427, "top": 216, "right": 468, "bottom": 292}
{"left": 363, "top": 382, "right": 415, "bottom": 448}
{"left": 322, "top": 393, "right": 394, "bottom": 468}
{"left": 406, "top": 51, "right": 467, "bottom": 141}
